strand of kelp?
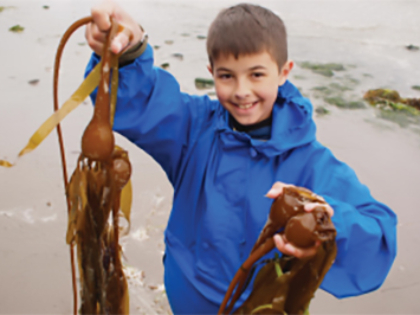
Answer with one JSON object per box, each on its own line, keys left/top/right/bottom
{"left": 218, "top": 186, "right": 337, "bottom": 315}
{"left": 54, "top": 17, "right": 132, "bottom": 315}
{"left": 1, "top": 16, "right": 132, "bottom": 315}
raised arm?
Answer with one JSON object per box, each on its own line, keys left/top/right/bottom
{"left": 84, "top": 2, "right": 214, "bottom": 185}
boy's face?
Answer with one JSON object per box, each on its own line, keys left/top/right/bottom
{"left": 209, "top": 51, "right": 293, "bottom": 125}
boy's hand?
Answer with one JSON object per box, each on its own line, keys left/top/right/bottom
{"left": 85, "top": 0, "right": 144, "bottom": 55}
{"left": 266, "top": 182, "right": 334, "bottom": 259}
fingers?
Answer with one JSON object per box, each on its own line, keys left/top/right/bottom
{"left": 265, "top": 182, "right": 292, "bottom": 199}
{"left": 273, "top": 234, "right": 320, "bottom": 259}
{"left": 85, "top": 1, "right": 143, "bottom": 55}
{"left": 85, "top": 22, "right": 106, "bottom": 55}
{"left": 91, "top": 1, "right": 114, "bottom": 32}
{"left": 304, "top": 202, "right": 334, "bottom": 217}
{"left": 111, "top": 28, "right": 132, "bottom": 54}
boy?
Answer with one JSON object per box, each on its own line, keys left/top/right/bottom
{"left": 85, "top": 1, "right": 397, "bottom": 314}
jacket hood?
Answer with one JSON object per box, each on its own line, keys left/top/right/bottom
{"left": 215, "top": 80, "right": 317, "bottom": 157}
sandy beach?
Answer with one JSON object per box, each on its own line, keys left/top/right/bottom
{"left": 1, "top": 0, "right": 420, "bottom": 314}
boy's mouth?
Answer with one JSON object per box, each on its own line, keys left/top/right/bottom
{"left": 234, "top": 101, "right": 258, "bottom": 110}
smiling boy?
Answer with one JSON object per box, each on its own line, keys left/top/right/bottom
{"left": 85, "top": 2, "right": 397, "bottom": 314}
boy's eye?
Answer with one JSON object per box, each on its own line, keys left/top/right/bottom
{"left": 252, "top": 72, "right": 265, "bottom": 78}
{"left": 218, "top": 73, "right": 232, "bottom": 79}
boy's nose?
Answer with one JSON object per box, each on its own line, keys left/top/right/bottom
{"left": 234, "top": 79, "right": 251, "bottom": 99}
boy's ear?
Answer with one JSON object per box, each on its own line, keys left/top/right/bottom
{"left": 278, "top": 60, "right": 294, "bottom": 85}
{"left": 207, "top": 64, "right": 214, "bottom": 75}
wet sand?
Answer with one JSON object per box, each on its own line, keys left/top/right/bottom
{"left": 1, "top": 0, "right": 420, "bottom": 314}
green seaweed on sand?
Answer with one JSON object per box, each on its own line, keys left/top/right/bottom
{"left": 195, "top": 78, "right": 214, "bottom": 90}
{"left": 315, "top": 106, "right": 330, "bottom": 115}
{"left": 406, "top": 44, "right": 419, "bottom": 51}
{"left": 9, "top": 25, "right": 24, "bottom": 33}
{"left": 1, "top": 6, "right": 16, "bottom": 12}
{"left": 324, "top": 96, "right": 365, "bottom": 109}
{"left": 311, "top": 81, "right": 363, "bottom": 109}
{"left": 293, "top": 75, "right": 306, "bottom": 80}
{"left": 313, "top": 83, "right": 353, "bottom": 94}
{"left": 160, "top": 63, "right": 170, "bottom": 69}
{"left": 172, "top": 53, "right": 184, "bottom": 61}
{"left": 364, "top": 89, "right": 420, "bottom": 116}
{"left": 298, "top": 61, "right": 345, "bottom": 77}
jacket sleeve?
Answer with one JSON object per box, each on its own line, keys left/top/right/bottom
{"left": 85, "top": 44, "right": 211, "bottom": 185}
{"left": 303, "top": 141, "right": 397, "bottom": 298}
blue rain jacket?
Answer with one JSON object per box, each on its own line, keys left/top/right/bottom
{"left": 86, "top": 44, "right": 397, "bottom": 312}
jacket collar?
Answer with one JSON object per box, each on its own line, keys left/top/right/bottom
{"left": 215, "top": 80, "right": 316, "bottom": 157}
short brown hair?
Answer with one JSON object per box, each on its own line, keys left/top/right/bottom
{"left": 207, "top": 3, "right": 288, "bottom": 70}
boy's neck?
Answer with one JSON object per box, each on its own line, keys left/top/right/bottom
{"left": 229, "top": 114, "right": 272, "bottom": 132}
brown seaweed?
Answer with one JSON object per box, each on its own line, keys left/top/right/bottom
{"left": 1, "top": 17, "right": 133, "bottom": 314}
{"left": 219, "top": 186, "right": 337, "bottom": 315}
{"left": 53, "top": 17, "right": 132, "bottom": 314}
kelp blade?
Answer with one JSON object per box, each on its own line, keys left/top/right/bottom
{"left": 18, "top": 63, "right": 102, "bottom": 157}
{"left": 0, "top": 62, "right": 101, "bottom": 168}
{"left": 120, "top": 179, "right": 132, "bottom": 227}
{"left": 0, "top": 160, "right": 13, "bottom": 168}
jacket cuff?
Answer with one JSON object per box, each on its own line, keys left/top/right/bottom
{"left": 119, "top": 29, "right": 148, "bottom": 67}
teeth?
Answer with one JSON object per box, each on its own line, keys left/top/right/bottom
{"left": 237, "top": 103, "right": 254, "bottom": 109}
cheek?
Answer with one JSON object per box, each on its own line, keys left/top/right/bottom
{"left": 215, "top": 83, "right": 229, "bottom": 102}
{"left": 259, "top": 86, "right": 278, "bottom": 104}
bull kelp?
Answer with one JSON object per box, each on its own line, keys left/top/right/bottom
{"left": 219, "top": 186, "right": 337, "bottom": 315}
{"left": 1, "top": 17, "right": 133, "bottom": 315}
{"left": 61, "top": 18, "right": 131, "bottom": 315}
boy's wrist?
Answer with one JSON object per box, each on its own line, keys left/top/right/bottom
{"left": 118, "top": 30, "right": 148, "bottom": 67}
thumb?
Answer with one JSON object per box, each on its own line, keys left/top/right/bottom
{"left": 111, "top": 27, "right": 133, "bottom": 54}
{"left": 265, "top": 182, "right": 289, "bottom": 199}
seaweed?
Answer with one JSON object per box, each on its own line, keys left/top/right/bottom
{"left": 9, "top": 25, "right": 24, "bottom": 33}
{"left": 298, "top": 61, "right": 345, "bottom": 77}
{"left": 406, "top": 44, "right": 419, "bottom": 51}
{"left": 1, "top": 17, "right": 133, "bottom": 315}
{"left": 364, "top": 89, "right": 420, "bottom": 116}
{"left": 160, "top": 63, "right": 170, "bottom": 69}
{"left": 315, "top": 106, "right": 330, "bottom": 115}
{"left": 324, "top": 96, "right": 365, "bottom": 109}
{"left": 172, "top": 53, "right": 184, "bottom": 61}
{"left": 219, "top": 186, "right": 337, "bottom": 315}
{"left": 195, "top": 77, "right": 214, "bottom": 90}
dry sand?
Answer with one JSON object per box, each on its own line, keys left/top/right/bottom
{"left": 1, "top": 0, "right": 420, "bottom": 314}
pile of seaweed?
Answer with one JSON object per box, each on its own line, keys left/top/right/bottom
{"left": 364, "top": 89, "right": 420, "bottom": 116}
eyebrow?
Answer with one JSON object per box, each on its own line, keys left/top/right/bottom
{"left": 249, "top": 65, "right": 267, "bottom": 71}
{"left": 215, "top": 65, "right": 267, "bottom": 72}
